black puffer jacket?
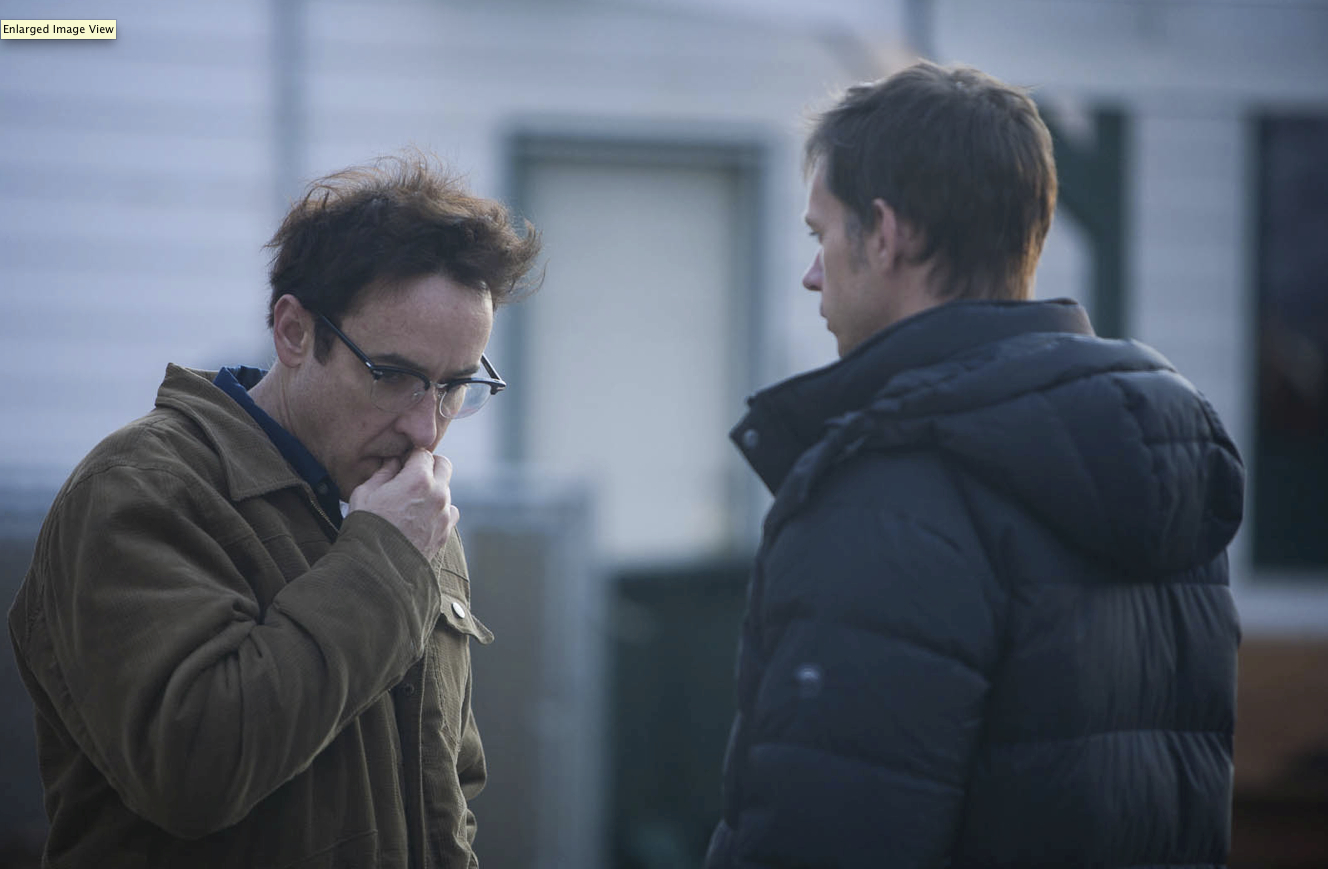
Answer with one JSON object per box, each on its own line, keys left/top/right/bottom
{"left": 706, "top": 299, "right": 1244, "bottom": 869}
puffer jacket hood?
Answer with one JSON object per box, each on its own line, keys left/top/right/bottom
{"left": 734, "top": 298, "right": 1244, "bottom": 578}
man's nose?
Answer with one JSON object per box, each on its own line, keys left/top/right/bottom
{"left": 397, "top": 392, "right": 442, "bottom": 451}
{"left": 802, "top": 251, "right": 823, "bottom": 292}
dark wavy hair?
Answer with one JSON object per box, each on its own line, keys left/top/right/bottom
{"left": 806, "top": 61, "right": 1056, "bottom": 302}
{"left": 265, "top": 151, "right": 542, "bottom": 358}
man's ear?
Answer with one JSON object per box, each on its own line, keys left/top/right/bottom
{"left": 270, "top": 294, "right": 315, "bottom": 368}
{"left": 867, "top": 198, "right": 898, "bottom": 270}
{"left": 870, "top": 198, "right": 925, "bottom": 270}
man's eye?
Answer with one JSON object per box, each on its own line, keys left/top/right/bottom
{"left": 376, "top": 371, "right": 425, "bottom": 397}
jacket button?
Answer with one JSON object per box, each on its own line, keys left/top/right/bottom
{"left": 452, "top": 601, "right": 467, "bottom": 619}
{"left": 741, "top": 429, "right": 759, "bottom": 450}
{"left": 795, "top": 663, "right": 823, "bottom": 698}
{"left": 397, "top": 683, "right": 415, "bottom": 697}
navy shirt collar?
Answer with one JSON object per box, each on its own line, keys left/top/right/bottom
{"left": 214, "top": 366, "right": 343, "bottom": 526}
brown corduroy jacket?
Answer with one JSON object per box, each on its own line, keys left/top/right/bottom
{"left": 8, "top": 364, "right": 493, "bottom": 868}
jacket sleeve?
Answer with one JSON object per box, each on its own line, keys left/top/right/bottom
{"left": 27, "top": 461, "right": 441, "bottom": 839}
{"left": 723, "top": 456, "right": 1005, "bottom": 869}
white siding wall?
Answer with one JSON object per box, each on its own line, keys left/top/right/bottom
{"left": 0, "top": 0, "right": 276, "bottom": 482}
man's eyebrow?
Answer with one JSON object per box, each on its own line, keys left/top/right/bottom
{"left": 441, "top": 363, "right": 482, "bottom": 381}
{"left": 371, "top": 352, "right": 480, "bottom": 382}
{"left": 370, "top": 351, "right": 429, "bottom": 372}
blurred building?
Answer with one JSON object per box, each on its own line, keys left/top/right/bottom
{"left": 1, "top": 1, "right": 1326, "bottom": 867}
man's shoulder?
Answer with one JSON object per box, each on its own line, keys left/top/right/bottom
{"left": 76, "top": 404, "right": 217, "bottom": 481}
{"left": 65, "top": 365, "right": 260, "bottom": 488}
{"left": 817, "top": 445, "right": 957, "bottom": 499}
{"left": 785, "top": 447, "right": 978, "bottom": 551}
{"left": 15, "top": 405, "right": 228, "bottom": 634}
{"left": 48, "top": 403, "right": 228, "bottom": 525}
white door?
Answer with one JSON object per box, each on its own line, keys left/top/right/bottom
{"left": 517, "top": 152, "right": 753, "bottom": 564}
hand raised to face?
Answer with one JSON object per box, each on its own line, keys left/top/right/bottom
{"left": 347, "top": 449, "right": 459, "bottom": 561}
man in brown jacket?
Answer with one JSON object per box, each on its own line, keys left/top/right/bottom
{"left": 8, "top": 154, "right": 540, "bottom": 867}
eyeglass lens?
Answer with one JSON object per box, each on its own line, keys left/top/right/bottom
{"left": 370, "top": 373, "right": 491, "bottom": 419}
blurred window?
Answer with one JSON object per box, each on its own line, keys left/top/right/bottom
{"left": 1253, "top": 115, "right": 1328, "bottom": 570}
{"left": 507, "top": 136, "right": 764, "bottom": 565}
{"left": 1040, "top": 106, "right": 1128, "bottom": 339}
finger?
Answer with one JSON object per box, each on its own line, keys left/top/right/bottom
{"left": 442, "top": 504, "right": 460, "bottom": 534}
{"left": 402, "top": 448, "right": 434, "bottom": 479}
{"left": 433, "top": 454, "right": 454, "bottom": 485}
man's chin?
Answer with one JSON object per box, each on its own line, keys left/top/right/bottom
{"left": 340, "top": 460, "right": 382, "bottom": 496}
{"left": 825, "top": 322, "right": 847, "bottom": 356}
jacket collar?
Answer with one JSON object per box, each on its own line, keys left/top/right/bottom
{"left": 154, "top": 364, "right": 309, "bottom": 502}
{"left": 731, "top": 298, "right": 1095, "bottom": 494}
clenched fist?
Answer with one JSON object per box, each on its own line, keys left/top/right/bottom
{"left": 347, "top": 450, "right": 459, "bottom": 560}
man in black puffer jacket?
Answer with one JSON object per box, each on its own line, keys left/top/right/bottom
{"left": 706, "top": 62, "right": 1244, "bottom": 869}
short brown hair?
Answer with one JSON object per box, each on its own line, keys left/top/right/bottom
{"left": 805, "top": 61, "right": 1056, "bottom": 301}
{"left": 265, "top": 151, "right": 541, "bottom": 357}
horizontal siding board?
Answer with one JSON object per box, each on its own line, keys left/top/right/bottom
{"left": 0, "top": 266, "right": 267, "bottom": 307}
{"left": 3, "top": 0, "right": 268, "bottom": 39}
{"left": 940, "top": 0, "right": 1328, "bottom": 99}
{"left": 0, "top": 91, "right": 269, "bottom": 140}
{"left": 3, "top": 52, "right": 269, "bottom": 105}
{"left": 0, "top": 127, "right": 271, "bottom": 176}
{"left": 1, "top": 330, "right": 267, "bottom": 387}
{"left": 0, "top": 201, "right": 265, "bottom": 252}
{"left": 0, "top": 236, "right": 252, "bottom": 277}
{"left": 0, "top": 163, "right": 270, "bottom": 210}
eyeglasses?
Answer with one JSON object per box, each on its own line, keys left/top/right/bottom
{"left": 315, "top": 313, "right": 505, "bottom": 419}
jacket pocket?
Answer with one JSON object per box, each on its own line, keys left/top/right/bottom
{"left": 437, "top": 596, "right": 494, "bottom": 645}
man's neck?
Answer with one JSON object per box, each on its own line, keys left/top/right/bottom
{"left": 870, "top": 261, "right": 946, "bottom": 347}
{"left": 247, "top": 369, "right": 296, "bottom": 438}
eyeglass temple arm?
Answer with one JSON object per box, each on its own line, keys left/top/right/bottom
{"left": 480, "top": 354, "right": 505, "bottom": 390}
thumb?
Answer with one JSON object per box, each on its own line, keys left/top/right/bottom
{"left": 440, "top": 503, "right": 461, "bottom": 540}
{"left": 363, "top": 457, "right": 401, "bottom": 489}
